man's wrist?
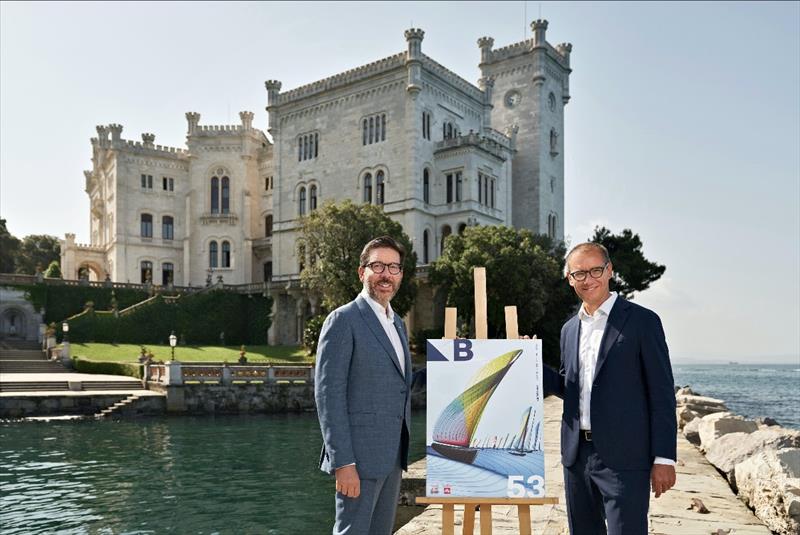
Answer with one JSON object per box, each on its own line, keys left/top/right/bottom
{"left": 653, "top": 456, "right": 675, "bottom": 466}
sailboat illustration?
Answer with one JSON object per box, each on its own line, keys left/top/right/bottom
{"left": 430, "top": 349, "right": 522, "bottom": 464}
{"left": 509, "top": 406, "right": 535, "bottom": 456}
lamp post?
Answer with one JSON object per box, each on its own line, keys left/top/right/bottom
{"left": 169, "top": 331, "right": 177, "bottom": 361}
{"left": 61, "top": 322, "right": 71, "bottom": 368}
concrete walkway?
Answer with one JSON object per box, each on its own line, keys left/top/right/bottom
{"left": 396, "top": 397, "right": 770, "bottom": 535}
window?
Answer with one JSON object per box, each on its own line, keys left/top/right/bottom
{"left": 376, "top": 171, "right": 385, "bottom": 205}
{"left": 423, "top": 168, "right": 430, "bottom": 204}
{"left": 550, "top": 128, "right": 559, "bottom": 155}
{"left": 211, "top": 177, "right": 219, "bottom": 213}
{"left": 264, "top": 261, "right": 273, "bottom": 282}
{"left": 298, "top": 133, "right": 319, "bottom": 161}
{"left": 441, "top": 225, "right": 452, "bottom": 254}
{"left": 455, "top": 172, "right": 462, "bottom": 202}
{"left": 309, "top": 185, "right": 317, "bottom": 211}
{"left": 298, "top": 187, "right": 306, "bottom": 216}
{"left": 458, "top": 223, "right": 467, "bottom": 235}
{"left": 478, "top": 173, "right": 483, "bottom": 204}
{"left": 140, "top": 213, "right": 153, "bottom": 238}
{"left": 363, "top": 113, "right": 387, "bottom": 145}
{"left": 141, "top": 174, "right": 153, "bottom": 189}
{"left": 443, "top": 122, "right": 458, "bottom": 140}
{"left": 162, "top": 216, "right": 174, "bottom": 240}
{"left": 221, "top": 241, "right": 231, "bottom": 268}
{"left": 548, "top": 92, "right": 557, "bottom": 112}
{"left": 140, "top": 261, "right": 153, "bottom": 283}
{"left": 422, "top": 111, "right": 432, "bottom": 140}
{"left": 209, "top": 241, "right": 218, "bottom": 268}
{"left": 423, "top": 230, "right": 429, "bottom": 264}
{"left": 491, "top": 178, "right": 496, "bottom": 208}
{"left": 265, "top": 215, "right": 273, "bottom": 237}
{"left": 162, "top": 262, "right": 174, "bottom": 286}
{"left": 221, "top": 176, "right": 230, "bottom": 213}
{"left": 265, "top": 176, "right": 273, "bottom": 191}
{"left": 446, "top": 173, "right": 453, "bottom": 203}
{"left": 363, "top": 173, "right": 372, "bottom": 204}
{"left": 162, "top": 177, "right": 174, "bottom": 191}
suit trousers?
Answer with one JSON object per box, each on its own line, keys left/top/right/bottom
{"left": 333, "top": 440, "right": 403, "bottom": 535}
{"left": 563, "top": 436, "right": 650, "bottom": 535}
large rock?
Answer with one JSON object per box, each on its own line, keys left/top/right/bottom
{"left": 676, "top": 405, "right": 700, "bottom": 429}
{"left": 735, "top": 447, "right": 800, "bottom": 535}
{"left": 698, "top": 412, "right": 758, "bottom": 451}
{"left": 705, "top": 427, "right": 800, "bottom": 486}
{"left": 676, "top": 394, "right": 728, "bottom": 416}
{"left": 683, "top": 417, "right": 702, "bottom": 445}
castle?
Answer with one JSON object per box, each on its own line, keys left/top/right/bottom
{"left": 61, "top": 20, "right": 572, "bottom": 344}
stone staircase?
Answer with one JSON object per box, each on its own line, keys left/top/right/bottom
{"left": 0, "top": 348, "right": 70, "bottom": 374}
{"left": 0, "top": 378, "right": 144, "bottom": 393}
{"left": 95, "top": 393, "right": 142, "bottom": 418}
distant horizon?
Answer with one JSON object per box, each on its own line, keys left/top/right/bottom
{"left": 672, "top": 356, "right": 800, "bottom": 365}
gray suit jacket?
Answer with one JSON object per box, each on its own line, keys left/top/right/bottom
{"left": 315, "top": 294, "right": 412, "bottom": 479}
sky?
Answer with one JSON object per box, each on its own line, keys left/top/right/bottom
{"left": 1, "top": 1, "right": 798, "bottom": 363}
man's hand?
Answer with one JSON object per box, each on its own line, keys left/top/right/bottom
{"left": 335, "top": 464, "right": 361, "bottom": 498}
{"left": 651, "top": 464, "right": 676, "bottom": 498}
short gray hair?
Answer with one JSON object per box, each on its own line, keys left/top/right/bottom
{"left": 564, "top": 242, "right": 611, "bottom": 277}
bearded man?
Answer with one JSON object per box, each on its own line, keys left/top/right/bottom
{"left": 314, "top": 235, "right": 412, "bottom": 535}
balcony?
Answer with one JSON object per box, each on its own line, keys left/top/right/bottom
{"left": 200, "top": 212, "right": 239, "bottom": 225}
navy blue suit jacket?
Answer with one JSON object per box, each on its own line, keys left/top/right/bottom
{"left": 543, "top": 297, "right": 676, "bottom": 470}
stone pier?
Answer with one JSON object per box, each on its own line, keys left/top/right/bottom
{"left": 396, "top": 397, "right": 771, "bottom": 534}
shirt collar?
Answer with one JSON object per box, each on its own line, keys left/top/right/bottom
{"left": 360, "top": 288, "right": 394, "bottom": 321}
{"left": 579, "top": 291, "right": 618, "bottom": 321}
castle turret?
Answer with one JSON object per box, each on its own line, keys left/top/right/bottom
{"left": 477, "top": 36, "right": 494, "bottom": 78}
{"left": 239, "top": 111, "right": 254, "bottom": 131}
{"left": 96, "top": 125, "right": 109, "bottom": 146}
{"left": 404, "top": 28, "right": 424, "bottom": 95}
{"left": 478, "top": 76, "right": 495, "bottom": 128}
{"left": 108, "top": 124, "right": 123, "bottom": 143}
{"left": 264, "top": 80, "right": 282, "bottom": 135}
{"left": 185, "top": 112, "right": 201, "bottom": 135}
{"left": 142, "top": 133, "right": 155, "bottom": 148}
{"left": 532, "top": 19, "right": 548, "bottom": 47}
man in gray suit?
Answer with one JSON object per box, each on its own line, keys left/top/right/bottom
{"left": 315, "top": 236, "right": 413, "bottom": 535}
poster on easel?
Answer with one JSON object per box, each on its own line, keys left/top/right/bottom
{"left": 425, "top": 338, "right": 544, "bottom": 498}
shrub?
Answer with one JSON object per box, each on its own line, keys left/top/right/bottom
{"left": 412, "top": 327, "right": 444, "bottom": 355}
{"left": 72, "top": 357, "right": 143, "bottom": 379}
{"left": 302, "top": 314, "right": 327, "bottom": 355}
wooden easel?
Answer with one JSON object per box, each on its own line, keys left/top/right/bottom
{"left": 416, "top": 267, "right": 559, "bottom": 535}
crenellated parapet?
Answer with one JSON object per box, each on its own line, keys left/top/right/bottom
{"left": 434, "top": 129, "right": 513, "bottom": 161}
{"left": 186, "top": 111, "right": 201, "bottom": 134}
{"left": 421, "top": 54, "right": 484, "bottom": 103}
{"left": 485, "top": 20, "right": 571, "bottom": 71}
{"left": 276, "top": 52, "right": 406, "bottom": 106}
{"left": 90, "top": 123, "right": 189, "bottom": 157}
{"left": 142, "top": 133, "right": 155, "bottom": 147}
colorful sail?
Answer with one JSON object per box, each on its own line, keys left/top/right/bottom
{"left": 432, "top": 349, "right": 522, "bottom": 446}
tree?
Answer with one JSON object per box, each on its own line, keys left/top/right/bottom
{"left": 590, "top": 226, "right": 666, "bottom": 299}
{"left": 429, "top": 225, "right": 578, "bottom": 367}
{"left": 298, "top": 200, "right": 417, "bottom": 316}
{"left": 0, "top": 218, "right": 20, "bottom": 273}
{"left": 16, "top": 234, "right": 60, "bottom": 275}
{"left": 44, "top": 260, "right": 62, "bottom": 278}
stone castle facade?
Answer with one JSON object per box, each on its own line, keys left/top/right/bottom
{"left": 61, "top": 20, "right": 572, "bottom": 344}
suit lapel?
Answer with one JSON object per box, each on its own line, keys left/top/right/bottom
{"left": 393, "top": 315, "right": 412, "bottom": 386}
{"left": 565, "top": 315, "right": 580, "bottom": 380}
{"left": 356, "top": 295, "right": 404, "bottom": 378}
{"left": 594, "top": 297, "right": 632, "bottom": 381}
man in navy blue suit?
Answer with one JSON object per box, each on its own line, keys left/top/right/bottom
{"left": 543, "top": 242, "right": 676, "bottom": 535}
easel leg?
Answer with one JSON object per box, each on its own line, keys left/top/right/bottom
{"left": 479, "top": 504, "right": 493, "bottom": 535}
{"left": 462, "top": 504, "right": 476, "bottom": 535}
{"left": 443, "top": 503, "right": 455, "bottom": 535}
{"left": 518, "top": 504, "right": 532, "bottom": 535}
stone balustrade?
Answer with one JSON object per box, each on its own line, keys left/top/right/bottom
{"left": 144, "top": 362, "right": 313, "bottom": 386}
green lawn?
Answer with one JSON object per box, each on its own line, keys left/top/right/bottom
{"left": 71, "top": 343, "right": 310, "bottom": 364}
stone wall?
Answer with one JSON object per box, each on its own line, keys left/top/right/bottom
{"left": 150, "top": 382, "right": 315, "bottom": 414}
{"left": 0, "top": 394, "right": 165, "bottom": 418}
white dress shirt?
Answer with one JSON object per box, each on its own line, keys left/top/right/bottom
{"left": 360, "top": 289, "right": 405, "bottom": 375}
{"left": 578, "top": 291, "right": 674, "bottom": 465}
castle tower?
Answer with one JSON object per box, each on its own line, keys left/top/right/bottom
{"left": 478, "top": 19, "right": 571, "bottom": 240}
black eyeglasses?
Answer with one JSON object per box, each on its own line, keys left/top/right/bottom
{"left": 568, "top": 263, "right": 608, "bottom": 282}
{"left": 364, "top": 261, "right": 403, "bottom": 275}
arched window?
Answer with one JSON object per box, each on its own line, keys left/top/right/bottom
{"left": 221, "top": 241, "right": 231, "bottom": 268}
{"left": 162, "top": 216, "right": 174, "bottom": 240}
{"left": 309, "top": 185, "right": 317, "bottom": 211}
{"left": 140, "top": 261, "right": 153, "bottom": 284}
{"left": 162, "top": 262, "right": 174, "bottom": 286}
{"left": 362, "top": 119, "right": 368, "bottom": 145}
{"left": 363, "top": 173, "right": 372, "bottom": 204}
{"left": 423, "top": 169, "right": 430, "bottom": 204}
{"left": 298, "top": 136, "right": 303, "bottom": 161}
{"left": 376, "top": 171, "right": 385, "bottom": 205}
{"left": 209, "top": 241, "right": 218, "bottom": 268}
{"left": 423, "top": 230, "right": 429, "bottom": 264}
{"left": 369, "top": 117, "right": 374, "bottom": 144}
{"left": 381, "top": 114, "right": 386, "bottom": 141}
{"left": 265, "top": 215, "right": 273, "bottom": 237}
{"left": 221, "top": 177, "right": 230, "bottom": 213}
{"left": 314, "top": 133, "right": 319, "bottom": 157}
{"left": 298, "top": 187, "right": 306, "bottom": 216}
{"left": 211, "top": 176, "right": 219, "bottom": 213}
{"left": 140, "top": 213, "right": 153, "bottom": 238}
{"left": 458, "top": 223, "right": 467, "bottom": 235}
{"left": 441, "top": 225, "right": 452, "bottom": 254}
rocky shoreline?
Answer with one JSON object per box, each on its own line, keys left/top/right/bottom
{"left": 676, "top": 386, "right": 800, "bottom": 535}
